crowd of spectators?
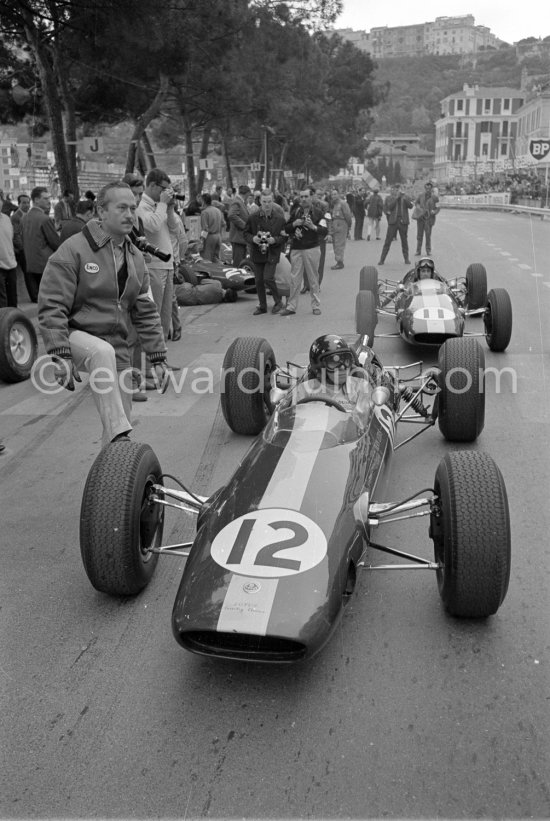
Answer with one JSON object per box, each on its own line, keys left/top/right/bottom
{"left": 441, "top": 171, "right": 549, "bottom": 204}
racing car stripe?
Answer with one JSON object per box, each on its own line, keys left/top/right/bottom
{"left": 217, "top": 575, "right": 279, "bottom": 635}
{"left": 217, "top": 404, "right": 330, "bottom": 636}
{"left": 258, "top": 403, "right": 330, "bottom": 509}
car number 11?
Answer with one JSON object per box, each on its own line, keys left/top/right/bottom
{"left": 210, "top": 509, "right": 328, "bottom": 578}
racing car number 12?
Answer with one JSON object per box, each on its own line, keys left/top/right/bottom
{"left": 210, "top": 509, "right": 328, "bottom": 578}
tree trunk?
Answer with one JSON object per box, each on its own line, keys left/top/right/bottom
{"left": 141, "top": 130, "right": 156, "bottom": 171}
{"left": 196, "top": 126, "right": 211, "bottom": 194}
{"left": 223, "top": 132, "right": 233, "bottom": 191}
{"left": 23, "top": 23, "right": 73, "bottom": 197}
{"left": 184, "top": 124, "right": 197, "bottom": 201}
{"left": 277, "top": 141, "right": 289, "bottom": 194}
{"left": 55, "top": 64, "right": 79, "bottom": 197}
{"left": 125, "top": 72, "right": 169, "bottom": 174}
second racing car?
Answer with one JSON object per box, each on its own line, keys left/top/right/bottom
{"left": 357, "top": 257, "right": 512, "bottom": 352}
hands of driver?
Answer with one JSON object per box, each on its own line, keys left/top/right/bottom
{"left": 52, "top": 356, "right": 82, "bottom": 392}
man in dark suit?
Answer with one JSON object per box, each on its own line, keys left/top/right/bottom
{"left": 227, "top": 185, "right": 251, "bottom": 266}
{"left": 21, "top": 186, "right": 60, "bottom": 302}
{"left": 59, "top": 199, "right": 95, "bottom": 242}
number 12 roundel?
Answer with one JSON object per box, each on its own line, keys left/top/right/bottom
{"left": 210, "top": 509, "right": 328, "bottom": 578}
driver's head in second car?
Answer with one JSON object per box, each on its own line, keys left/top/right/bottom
{"left": 416, "top": 256, "right": 435, "bottom": 280}
{"left": 309, "top": 334, "right": 355, "bottom": 387}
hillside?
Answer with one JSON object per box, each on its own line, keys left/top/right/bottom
{"left": 371, "top": 46, "right": 550, "bottom": 149}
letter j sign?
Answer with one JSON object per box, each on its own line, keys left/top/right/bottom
{"left": 529, "top": 139, "right": 550, "bottom": 160}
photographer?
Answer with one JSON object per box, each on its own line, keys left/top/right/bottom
{"left": 136, "top": 168, "right": 183, "bottom": 340}
{"left": 243, "top": 189, "right": 286, "bottom": 315}
{"left": 378, "top": 183, "right": 413, "bottom": 266}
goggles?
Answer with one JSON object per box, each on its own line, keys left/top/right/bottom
{"left": 321, "top": 351, "right": 353, "bottom": 370}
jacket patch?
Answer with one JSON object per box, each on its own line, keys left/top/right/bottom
{"left": 84, "top": 262, "right": 100, "bottom": 273}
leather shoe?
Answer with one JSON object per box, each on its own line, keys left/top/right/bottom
{"left": 404, "top": 259, "right": 411, "bottom": 264}
{"left": 132, "top": 390, "right": 148, "bottom": 402}
{"left": 331, "top": 262, "right": 344, "bottom": 270}
{"left": 300, "top": 287, "right": 310, "bottom": 294}
{"left": 377, "top": 260, "right": 384, "bottom": 265}
{"left": 313, "top": 308, "right": 322, "bottom": 315}
{"left": 166, "top": 364, "right": 181, "bottom": 371}
{"left": 280, "top": 308, "right": 296, "bottom": 316}
{"left": 253, "top": 307, "right": 267, "bottom": 315}
{"left": 172, "top": 330, "right": 182, "bottom": 341}
{"left": 271, "top": 302, "right": 283, "bottom": 314}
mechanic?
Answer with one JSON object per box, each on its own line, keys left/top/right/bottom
{"left": 293, "top": 334, "right": 371, "bottom": 416}
{"left": 38, "top": 181, "right": 168, "bottom": 448}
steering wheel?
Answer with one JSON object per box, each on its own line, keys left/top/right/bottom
{"left": 295, "top": 394, "right": 348, "bottom": 412}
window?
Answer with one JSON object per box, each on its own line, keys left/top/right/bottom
{"left": 456, "top": 122, "right": 462, "bottom": 137}
{"left": 501, "top": 144, "right": 508, "bottom": 155}
{"left": 484, "top": 99, "right": 491, "bottom": 113}
{"left": 456, "top": 99, "right": 464, "bottom": 111}
{"left": 482, "top": 144, "right": 489, "bottom": 156}
{"left": 502, "top": 121, "right": 508, "bottom": 137}
{"left": 503, "top": 98, "right": 510, "bottom": 112}
{"left": 480, "top": 121, "right": 492, "bottom": 133}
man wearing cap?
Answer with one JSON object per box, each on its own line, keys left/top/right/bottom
{"left": 414, "top": 181, "right": 440, "bottom": 256}
{"left": 228, "top": 185, "right": 251, "bottom": 266}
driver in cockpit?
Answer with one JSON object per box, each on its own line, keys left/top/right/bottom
{"left": 293, "top": 334, "right": 371, "bottom": 414}
{"left": 413, "top": 256, "right": 437, "bottom": 281}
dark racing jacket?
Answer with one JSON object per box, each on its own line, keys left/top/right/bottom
{"left": 38, "top": 219, "right": 166, "bottom": 369}
{"left": 285, "top": 202, "right": 328, "bottom": 250}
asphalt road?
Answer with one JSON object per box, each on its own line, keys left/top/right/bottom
{"left": 1, "top": 208, "right": 549, "bottom": 819}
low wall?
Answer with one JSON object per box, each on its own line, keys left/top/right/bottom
{"left": 440, "top": 192, "right": 549, "bottom": 219}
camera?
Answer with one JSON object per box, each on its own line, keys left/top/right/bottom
{"left": 131, "top": 232, "right": 172, "bottom": 263}
{"left": 256, "top": 230, "right": 272, "bottom": 254}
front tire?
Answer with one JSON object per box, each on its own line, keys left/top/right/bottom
{"left": 355, "top": 290, "right": 377, "bottom": 345}
{"left": 80, "top": 442, "right": 164, "bottom": 595}
{"left": 221, "top": 336, "right": 275, "bottom": 435}
{"left": 431, "top": 451, "right": 511, "bottom": 617}
{"left": 359, "top": 266, "right": 379, "bottom": 305}
{"left": 465, "top": 263, "right": 487, "bottom": 309}
{"left": 437, "top": 337, "right": 485, "bottom": 442}
{"left": 484, "top": 288, "right": 512, "bottom": 352}
{"left": 0, "top": 307, "right": 38, "bottom": 382}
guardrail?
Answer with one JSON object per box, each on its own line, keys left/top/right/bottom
{"left": 440, "top": 195, "right": 549, "bottom": 219}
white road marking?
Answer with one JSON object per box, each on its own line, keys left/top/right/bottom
{"left": 500, "top": 251, "right": 511, "bottom": 256}
{"left": 532, "top": 273, "right": 543, "bottom": 278}
{"left": 518, "top": 264, "right": 532, "bottom": 270}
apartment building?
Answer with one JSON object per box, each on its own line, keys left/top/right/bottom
{"left": 334, "top": 15, "right": 504, "bottom": 59}
{"left": 434, "top": 83, "right": 550, "bottom": 181}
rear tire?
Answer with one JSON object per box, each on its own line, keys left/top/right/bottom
{"left": 355, "top": 290, "right": 377, "bottom": 345}
{"left": 359, "top": 266, "right": 379, "bottom": 306}
{"left": 221, "top": 336, "right": 275, "bottom": 435}
{"left": 437, "top": 337, "right": 485, "bottom": 442}
{"left": 80, "top": 442, "right": 164, "bottom": 595}
{"left": 431, "top": 451, "right": 511, "bottom": 617}
{"left": 0, "top": 307, "right": 38, "bottom": 382}
{"left": 484, "top": 288, "right": 512, "bottom": 352}
{"left": 465, "top": 263, "right": 487, "bottom": 309}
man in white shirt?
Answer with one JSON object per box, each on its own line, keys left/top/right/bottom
{"left": 136, "top": 168, "right": 184, "bottom": 340}
{"left": 0, "top": 210, "right": 18, "bottom": 307}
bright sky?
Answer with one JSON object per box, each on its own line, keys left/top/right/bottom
{"left": 334, "top": 1, "right": 550, "bottom": 45}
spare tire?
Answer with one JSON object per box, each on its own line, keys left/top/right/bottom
{"left": 0, "top": 307, "right": 38, "bottom": 382}
{"left": 221, "top": 336, "right": 275, "bottom": 435}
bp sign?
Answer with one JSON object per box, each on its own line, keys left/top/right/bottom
{"left": 529, "top": 139, "right": 550, "bottom": 160}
